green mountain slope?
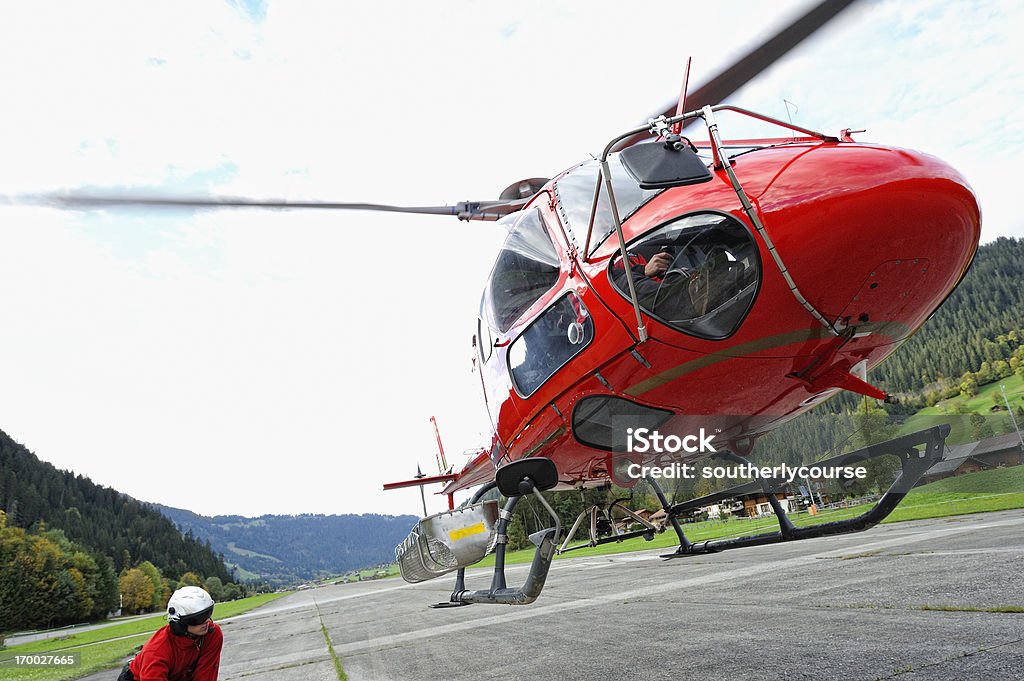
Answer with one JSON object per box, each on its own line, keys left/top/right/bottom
{"left": 1, "top": 429, "right": 231, "bottom": 583}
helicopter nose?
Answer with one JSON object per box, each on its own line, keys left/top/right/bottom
{"left": 755, "top": 144, "right": 981, "bottom": 336}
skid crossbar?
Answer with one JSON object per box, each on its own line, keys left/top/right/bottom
{"left": 558, "top": 500, "right": 660, "bottom": 554}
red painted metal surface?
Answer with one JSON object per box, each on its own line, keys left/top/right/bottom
{"left": 383, "top": 473, "right": 460, "bottom": 491}
{"left": 439, "top": 138, "right": 979, "bottom": 496}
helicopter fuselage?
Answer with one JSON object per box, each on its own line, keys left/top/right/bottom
{"left": 449, "top": 136, "right": 980, "bottom": 494}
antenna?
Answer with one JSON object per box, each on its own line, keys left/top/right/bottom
{"left": 783, "top": 99, "right": 798, "bottom": 123}
{"left": 414, "top": 465, "right": 428, "bottom": 517}
{"left": 430, "top": 416, "right": 449, "bottom": 474}
{"left": 670, "top": 57, "right": 692, "bottom": 136}
{"left": 783, "top": 99, "right": 799, "bottom": 140}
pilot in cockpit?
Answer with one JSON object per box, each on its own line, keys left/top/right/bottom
{"left": 613, "top": 243, "right": 704, "bottom": 292}
{"left": 612, "top": 242, "right": 715, "bottom": 321}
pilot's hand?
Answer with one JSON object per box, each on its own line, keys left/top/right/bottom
{"left": 644, "top": 252, "right": 673, "bottom": 278}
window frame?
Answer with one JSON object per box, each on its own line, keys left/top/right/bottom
{"left": 552, "top": 155, "right": 665, "bottom": 258}
{"left": 606, "top": 210, "right": 763, "bottom": 341}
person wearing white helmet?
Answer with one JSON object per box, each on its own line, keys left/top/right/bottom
{"left": 117, "top": 586, "right": 223, "bottom": 681}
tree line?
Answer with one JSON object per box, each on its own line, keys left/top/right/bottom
{"left": 0, "top": 515, "right": 117, "bottom": 631}
{"left": 1, "top": 429, "right": 241, "bottom": 632}
{"left": 118, "top": 562, "right": 244, "bottom": 614}
{"left": 872, "top": 236, "right": 1024, "bottom": 393}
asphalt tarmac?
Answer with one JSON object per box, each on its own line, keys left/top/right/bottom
{"left": 76, "top": 510, "right": 1024, "bottom": 681}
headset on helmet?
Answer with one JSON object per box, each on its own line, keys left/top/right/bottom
{"left": 167, "top": 586, "right": 215, "bottom": 636}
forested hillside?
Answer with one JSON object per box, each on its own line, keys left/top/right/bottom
{"left": 158, "top": 506, "right": 418, "bottom": 586}
{"left": 873, "top": 236, "right": 1024, "bottom": 393}
{"left": 1, "top": 430, "right": 235, "bottom": 631}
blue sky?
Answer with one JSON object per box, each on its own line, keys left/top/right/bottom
{"left": 0, "top": 0, "right": 1020, "bottom": 517}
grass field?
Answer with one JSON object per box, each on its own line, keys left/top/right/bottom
{"left": 917, "top": 373, "right": 1024, "bottom": 417}
{"left": 0, "top": 592, "right": 288, "bottom": 681}
{"left": 885, "top": 464, "right": 1024, "bottom": 521}
{"left": 899, "top": 374, "right": 1024, "bottom": 445}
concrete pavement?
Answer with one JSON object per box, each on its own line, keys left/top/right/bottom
{"left": 72, "top": 509, "right": 1024, "bottom": 680}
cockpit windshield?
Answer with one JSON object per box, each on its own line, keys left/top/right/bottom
{"left": 481, "top": 208, "right": 560, "bottom": 334}
{"left": 553, "top": 154, "right": 662, "bottom": 257}
{"left": 555, "top": 142, "right": 793, "bottom": 257}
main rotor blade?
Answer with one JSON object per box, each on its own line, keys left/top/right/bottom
{"left": 612, "top": 0, "right": 858, "bottom": 150}
{"left": 15, "top": 193, "right": 527, "bottom": 221}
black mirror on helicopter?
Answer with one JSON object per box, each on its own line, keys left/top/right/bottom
{"left": 618, "top": 138, "right": 713, "bottom": 190}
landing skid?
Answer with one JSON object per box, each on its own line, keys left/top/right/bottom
{"left": 428, "top": 600, "right": 472, "bottom": 609}
{"left": 425, "top": 425, "right": 947, "bottom": 608}
{"left": 655, "top": 424, "right": 949, "bottom": 555}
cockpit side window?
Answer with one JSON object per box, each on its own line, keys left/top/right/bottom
{"left": 610, "top": 212, "right": 760, "bottom": 340}
{"left": 509, "top": 292, "right": 594, "bottom": 397}
{"left": 481, "top": 208, "right": 560, "bottom": 334}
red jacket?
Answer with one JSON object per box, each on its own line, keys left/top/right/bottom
{"left": 129, "top": 622, "right": 222, "bottom": 681}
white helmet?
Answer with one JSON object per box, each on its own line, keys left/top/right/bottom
{"left": 167, "top": 586, "right": 215, "bottom": 632}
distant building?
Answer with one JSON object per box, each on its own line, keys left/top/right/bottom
{"left": 697, "top": 493, "right": 800, "bottom": 519}
{"left": 922, "top": 432, "right": 1024, "bottom": 484}
{"left": 739, "top": 493, "right": 798, "bottom": 517}
{"left": 612, "top": 507, "right": 662, "bottom": 533}
{"left": 972, "top": 432, "right": 1024, "bottom": 466}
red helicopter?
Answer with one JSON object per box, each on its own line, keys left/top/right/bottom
{"left": 383, "top": 99, "right": 975, "bottom": 604}
{"left": 381, "top": 0, "right": 978, "bottom": 605}
{"left": 28, "top": 0, "right": 979, "bottom": 606}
